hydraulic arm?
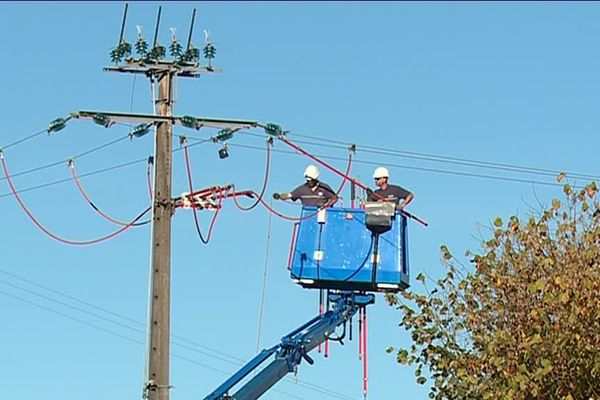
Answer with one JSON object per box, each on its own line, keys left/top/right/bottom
{"left": 203, "top": 291, "right": 375, "bottom": 400}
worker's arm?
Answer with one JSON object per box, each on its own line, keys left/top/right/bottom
{"left": 273, "top": 192, "right": 293, "bottom": 200}
{"left": 397, "top": 193, "right": 414, "bottom": 210}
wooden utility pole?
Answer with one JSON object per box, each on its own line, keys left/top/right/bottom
{"left": 147, "top": 71, "right": 174, "bottom": 400}
{"left": 70, "top": 7, "right": 259, "bottom": 400}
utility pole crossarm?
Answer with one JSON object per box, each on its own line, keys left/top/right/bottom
{"left": 103, "top": 60, "right": 221, "bottom": 77}
{"left": 72, "top": 111, "right": 259, "bottom": 131}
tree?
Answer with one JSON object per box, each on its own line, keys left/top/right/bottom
{"left": 386, "top": 180, "right": 600, "bottom": 400}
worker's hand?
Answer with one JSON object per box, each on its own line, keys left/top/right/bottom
{"left": 272, "top": 192, "right": 281, "bottom": 200}
{"left": 366, "top": 188, "right": 374, "bottom": 197}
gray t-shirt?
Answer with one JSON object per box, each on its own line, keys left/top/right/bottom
{"left": 290, "top": 182, "right": 337, "bottom": 207}
{"left": 368, "top": 184, "right": 411, "bottom": 205}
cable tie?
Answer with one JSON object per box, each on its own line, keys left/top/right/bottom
{"left": 67, "top": 158, "right": 74, "bottom": 169}
{"left": 147, "top": 155, "right": 154, "bottom": 165}
{"left": 349, "top": 144, "right": 356, "bottom": 154}
{"left": 179, "top": 135, "right": 188, "bottom": 146}
{"left": 0, "top": 149, "right": 4, "bottom": 159}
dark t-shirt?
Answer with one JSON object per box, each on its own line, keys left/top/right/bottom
{"left": 290, "top": 182, "right": 337, "bottom": 207}
{"left": 368, "top": 184, "right": 412, "bottom": 205}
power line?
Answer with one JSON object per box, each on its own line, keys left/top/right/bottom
{"left": 0, "top": 157, "right": 148, "bottom": 199}
{"left": 0, "top": 133, "right": 132, "bottom": 183}
{"left": 2, "top": 125, "right": 586, "bottom": 204}
{"left": 0, "top": 135, "right": 212, "bottom": 199}
{"left": 238, "top": 131, "right": 600, "bottom": 182}
{"left": 1, "top": 128, "right": 48, "bottom": 151}
{"left": 225, "top": 142, "right": 574, "bottom": 189}
{"left": 285, "top": 130, "right": 600, "bottom": 181}
{"left": 0, "top": 269, "right": 356, "bottom": 400}
{"left": 0, "top": 287, "right": 311, "bottom": 400}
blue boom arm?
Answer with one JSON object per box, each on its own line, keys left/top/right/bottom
{"left": 203, "top": 291, "right": 375, "bottom": 400}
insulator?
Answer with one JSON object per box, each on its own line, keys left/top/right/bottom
{"left": 130, "top": 123, "right": 152, "bottom": 138}
{"left": 264, "top": 123, "right": 285, "bottom": 137}
{"left": 92, "top": 114, "right": 112, "bottom": 128}
{"left": 135, "top": 38, "right": 149, "bottom": 57}
{"left": 214, "top": 128, "right": 234, "bottom": 142}
{"left": 180, "top": 115, "right": 198, "bottom": 129}
{"left": 110, "top": 48, "right": 121, "bottom": 64}
{"left": 170, "top": 40, "right": 182, "bottom": 58}
{"left": 182, "top": 46, "right": 200, "bottom": 63}
{"left": 47, "top": 118, "right": 68, "bottom": 133}
{"left": 203, "top": 43, "right": 216, "bottom": 60}
{"left": 148, "top": 45, "right": 166, "bottom": 61}
{"left": 118, "top": 41, "right": 132, "bottom": 60}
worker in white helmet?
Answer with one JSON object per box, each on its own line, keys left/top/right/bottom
{"left": 367, "top": 166, "right": 414, "bottom": 210}
{"left": 273, "top": 164, "right": 337, "bottom": 207}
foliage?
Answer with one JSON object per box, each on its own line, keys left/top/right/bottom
{"left": 386, "top": 180, "right": 600, "bottom": 400}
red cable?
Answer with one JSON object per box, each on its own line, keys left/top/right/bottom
{"left": 232, "top": 139, "right": 271, "bottom": 211}
{"left": 1, "top": 154, "right": 150, "bottom": 246}
{"left": 147, "top": 161, "right": 153, "bottom": 200}
{"left": 203, "top": 187, "right": 225, "bottom": 242}
{"left": 280, "top": 137, "right": 428, "bottom": 226}
{"left": 286, "top": 223, "right": 299, "bottom": 271}
{"left": 318, "top": 289, "right": 324, "bottom": 354}
{"left": 363, "top": 307, "right": 368, "bottom": 399}
{"left": 253, "top": 152, "right": 353, "bottom": 222}
{"left": 358, "top": 308, "right": 363, "bottom": 360}
{"left": 183, "top": 142, "right": 223, "bottom": 244}
{"left": 70, "top": 162, "right": 150, "bottom": 226}
{"left": 333, "top": 152, "right": 352, "bottom": 199}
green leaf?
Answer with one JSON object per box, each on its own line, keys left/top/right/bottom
{"left": 493, "top": 217, "right": 503, "bottom": 227}
{"left": 552, "top": 198, "right": 561, "bottom": 210}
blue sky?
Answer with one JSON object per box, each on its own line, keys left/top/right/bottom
{"left": 2, "top": 2, "right": 600, "bottom": 400}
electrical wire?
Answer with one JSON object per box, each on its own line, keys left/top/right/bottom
{"left": 240, "top": 130, "right": 598, "bottom": 186}
{"left": 227, "top": 142, "right": 575, "bottom": 189}
{"left": 69, "top": 160, "right": 150, "bottom": 227}
{"left": 277, "top": 136, "right": 430, "bottom": 226}
{"left": 256, "top": 199, "right": 273, "bottom": 353}
{"left": 1, "top": 126, "right": 586, "bottom": 202}
{"left": 232, "top": 138, "right": 271, "bottom": 211}
{"left": 2, "top": 153, "right": 151, "bottom": 246}
{"left": 1, "top": 128, "right": 48, "bottom": 151}
{"left": 340, "top": 236, "right": 374, "bottom": 282}
{"left": 0, "top": 156, "right": 148, "bottom": 199}
{"left": 183, "top": 140, "right": 223, "bottom": 244}
{"left": 0, "top": 275, "right": 357, "bottom": 400}
{"left": 0, "top": 136, "right": 214, "bottom": 200}
{"left": 0, "top": 133, "right": 131, "bottom": 183}
{"left": 251, "top": 151, "right": 353, "bottom": 222}
{"left": 146, "top": 158, "right": 154, "bottom": 200}
{"left": 0, "top": 288, "right": 312, "bottom": 400}
{"left": 284, "top": 130, "right": 600, "bottom": 182}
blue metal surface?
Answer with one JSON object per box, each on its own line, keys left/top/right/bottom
{"left": 203, "top": 292, "right": 375, "bottom": 400}
{"left": 290, "top": 206, "right": 410, "bottom": 292}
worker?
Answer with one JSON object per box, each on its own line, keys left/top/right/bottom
{"left": 272, "top": 165, "right": 337, "bottom": 207}
{"left": 367, "top": 167, "right": 414, "bottom": 210}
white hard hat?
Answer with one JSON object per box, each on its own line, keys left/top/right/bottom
{"left": 373, "top": 167, "right": 389, "bottom": 179}
{"left": 304, "top": 165, "right": 320, "bottom": 180}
